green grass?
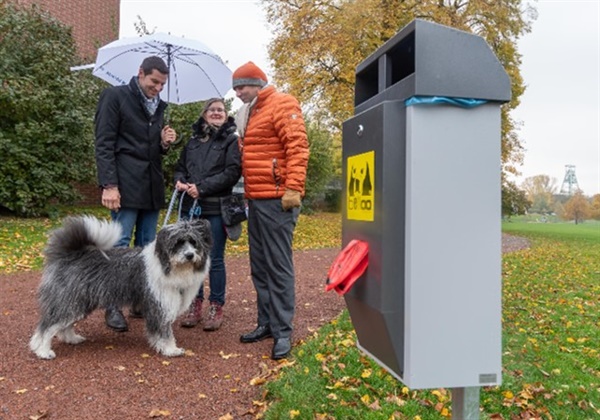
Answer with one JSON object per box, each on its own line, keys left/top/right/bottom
{"left": 503, "top": 217, "right": 600, "bottom": 244}
{"left": 0, "top": 207, "right": 342, "bottom": 273}
{"left": 259, "top": 220, "right": 600, "bottom": 419}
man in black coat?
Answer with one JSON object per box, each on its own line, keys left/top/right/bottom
{"left": 94, "top": 56, "right": 177, "bottom": 332}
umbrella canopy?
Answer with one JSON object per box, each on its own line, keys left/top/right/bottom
{"left": 93, "top": 32, "right": 232, "bottom": 104}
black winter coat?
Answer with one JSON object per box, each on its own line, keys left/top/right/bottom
{"left": 95, "top": 77, "right": 168, "bottom": 210}
{"left": 173, "top": 116, "right": 241, "bottom": 215}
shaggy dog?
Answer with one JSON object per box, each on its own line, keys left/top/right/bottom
{"left": 29, "top": 216, "right": 211, "bottom": 359}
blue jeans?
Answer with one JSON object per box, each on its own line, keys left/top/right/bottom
{"left": 110, "top": 208, "right": 160, "bottom": 248}
{"left": 195, "top": 214, "right": 227, "bottom": 306}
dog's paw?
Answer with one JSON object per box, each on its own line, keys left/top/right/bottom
{"left": 65, "top": 334, "right": 86, "bottom": 345}
{"left": 57, "top": 330, "right": 86, "bottom": 345}
{"left": 34, "top": 349, "right": 56, "bottom": 360}
{"left": 161, "top": 347, "right": 185, "bottom": 357}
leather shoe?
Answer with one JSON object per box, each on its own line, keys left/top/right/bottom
{"left": 240, "top": 325, "right": 272, "bottom": 343}
{"left": 271, "top": 338, "right": 291, "bottom": 360}
{"left": 105, "top": 307, "right": 128, "bottom": 332}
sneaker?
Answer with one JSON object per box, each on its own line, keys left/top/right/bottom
{"left": 180, "top": 298, "right": 203, "bottom": 328}
{"left": 203, "top": 302, "right": 223, "bottom": 331}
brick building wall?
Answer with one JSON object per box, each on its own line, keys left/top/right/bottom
{"left": 14, "top": 0, "right": 120, "bottom": 61}
{"left": 13, "top": 0, "right": 120, "bottom": 205}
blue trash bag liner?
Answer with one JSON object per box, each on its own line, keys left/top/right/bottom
{"left": 405, "top": 96, "right": 487, "bottom": 108}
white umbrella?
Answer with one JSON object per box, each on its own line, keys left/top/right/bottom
{"left": 92, "top": 32, "right": 232, "bottom": 104}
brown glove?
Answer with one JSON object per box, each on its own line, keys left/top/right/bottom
{"left": 281, "top": 189, "right": 302, "bottom": 211}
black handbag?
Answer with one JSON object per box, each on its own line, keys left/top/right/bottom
{"left": 220, "top": 193, "right": 247, "bottom": 226}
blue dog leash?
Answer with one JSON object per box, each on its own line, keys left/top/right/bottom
{"left": 162, "top": 190, "right": 199, "bottom": 228}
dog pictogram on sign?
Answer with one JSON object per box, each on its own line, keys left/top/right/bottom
{"left": 347, "top": 151, "right": 375, "bottom": 221}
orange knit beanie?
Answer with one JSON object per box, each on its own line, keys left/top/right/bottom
{"left": 232, "top": 61, "right": 268, "bottom": 88}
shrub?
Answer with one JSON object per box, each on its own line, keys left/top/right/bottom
{"left": 0, "top": 2, "right": 101, "bottom": 216}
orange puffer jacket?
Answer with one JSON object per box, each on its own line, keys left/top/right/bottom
{"left": 241, "top": 85, "right": 309, "bottom": 200}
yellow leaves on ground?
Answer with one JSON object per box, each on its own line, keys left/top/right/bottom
{"left": 249, "top": 360, "right": 295, "bottom": 387}
{"left": 219, "top": 351, "right": 240, "bottom": 359}
{"left": 0, "top": 218, "right": 59, "bottom": 273}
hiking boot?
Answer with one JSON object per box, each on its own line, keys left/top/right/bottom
{"left": 180, "top": 298, "right": 203, "bottom": 328}
{"left": 203, "top": 302, "right": 223, "bottom": 331}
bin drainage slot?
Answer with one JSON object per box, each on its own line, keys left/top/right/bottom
{"left": 325, "top": 240, "right": 369, "bottom": 295}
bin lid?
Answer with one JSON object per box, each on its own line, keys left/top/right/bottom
{"left": 354, "top": 19, "right": 511, "bottom": 113}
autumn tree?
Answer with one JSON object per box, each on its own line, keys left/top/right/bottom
{"left": 263, "top": 0, "right": 535, "bottom": 166}
{"left": 521, "top": 174, "right": 557, "bottom": 214}
{"left": 561, "top": 191, "right": 591, "bottom": 224}
{"left": 262, "top": 0, "right": 536, "bottom": 213}
{"left": 589, "top": 194, "right": 600, "bottom": 220}
{"left": 502, "top": 178, "right": 530, "bottom": 218}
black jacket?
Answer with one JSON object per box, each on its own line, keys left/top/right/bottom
{"left": 173, "top": 116, "right": 241, "bottom": 215}
{"left": 95, "top": 77, "right": 168, "bottom": 210}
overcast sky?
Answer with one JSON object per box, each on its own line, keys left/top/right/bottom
{"left": 119, "top": 0, "right": 600, "bottom": 196}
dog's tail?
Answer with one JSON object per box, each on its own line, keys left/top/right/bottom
{"left": 44, "top": 216, "right": 122, "bottom": 263}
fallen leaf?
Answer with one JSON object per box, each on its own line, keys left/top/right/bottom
{"left": 250, "top": 377, "right": 266, "bottom": 386}
{"left": 385, "top": 395, "right": 406, "bottom": 406}
{"left": 28, "top": 410, "right": 48, "bottom": 420}
{"left": 219, "top": 351, "right": 240, "bottom": 359}
{"left": 148, "top": 408, "right": 171, "bottom": 417}
{"left": 368, "top": 399, "right": 381, "bottom": 410}
{"left": 15, "top": 389, "right": 27, "bottom": 394}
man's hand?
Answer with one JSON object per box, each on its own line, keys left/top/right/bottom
{"left": 102, "top": 187, "right": 121, "bottom": 211}
{"left": 161, "top": 125, "right": 177, "bottom": 147}
{"left": 281, "top": 189, "right": 301, "bottom": 211}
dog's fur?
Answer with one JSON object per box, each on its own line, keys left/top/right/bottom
{"left": 29, "top": 216, "right": 212, "bottom": 359}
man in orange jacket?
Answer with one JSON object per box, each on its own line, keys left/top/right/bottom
{"left": 233, "top": 62, "right": 309, "bottom": 360}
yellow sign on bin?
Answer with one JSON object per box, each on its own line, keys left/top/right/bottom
{"left": 346, "top": 151, "right": 375, "bottom": 221}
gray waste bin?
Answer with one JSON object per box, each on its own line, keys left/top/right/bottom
{"left": 341, "top": 19, "right": 510, "bottom": 389}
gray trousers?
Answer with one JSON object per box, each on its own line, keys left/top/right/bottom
{"left": 247, "top": 199, "right": 299, "bottom": 339}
